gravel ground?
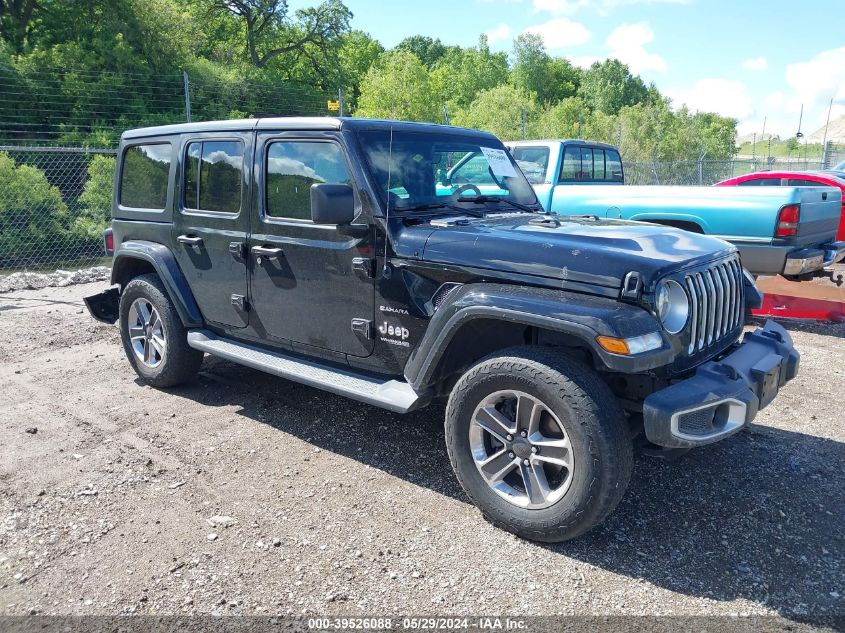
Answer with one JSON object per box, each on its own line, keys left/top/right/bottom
{"left": 0, "top": 282, "right": 842, "bottom": 626}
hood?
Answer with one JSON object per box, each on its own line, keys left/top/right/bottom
{"left": 406, "top": 214, "right": 735, "bottom": 289}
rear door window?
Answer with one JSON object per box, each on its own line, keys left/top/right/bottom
{"left": 786, "top": 178, "right": 824, "bottom": 187}
{"left": 120, "top": 143, "right": 172, "bottom": 210}
{"left": 183, "top": 140, "right": 244, "bottom": 214}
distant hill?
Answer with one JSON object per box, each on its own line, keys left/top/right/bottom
{"left": 809, "top": 112, "right": 845, "bottom": 143}
{"left": 736, "top": 132, "right": 780, "bottom": 145}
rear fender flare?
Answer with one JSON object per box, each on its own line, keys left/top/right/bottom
{"left": 111, "top": 240, "right": 203, "bottom": 328}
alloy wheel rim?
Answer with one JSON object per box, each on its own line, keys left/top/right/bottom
{"left": 128, "top": 298, "right": 166, "bottom": 368}
{"left": 469, "top": 390, "right": 575, "bottom": 509}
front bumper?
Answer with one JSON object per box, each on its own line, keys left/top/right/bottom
{"left": 783, "top": 241, "right": 845, "bottom": 276}
{"left": 642, "top": 320, "right": 799, "bottom": 448}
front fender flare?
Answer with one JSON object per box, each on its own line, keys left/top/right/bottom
{"left": 111, "top": 240, "right": 203, "bottom": 328}
{"left": 404, "top": 283, "right": 675, "bottom": 390}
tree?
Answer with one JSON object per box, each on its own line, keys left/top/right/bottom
{"left": 510, "top": 33, "right": 548, "bottom": 100}
{"left": 394, "top": 35, "right": 445, "bottom": 69}
{"left": 0, "top": 152, "right": 69, "bottom": 265}
{"left": 545, "top": 57, "right": 580, "bottom": 102}
{"left": 579, "top": 59, "right": 648, "bottom": 115}
{"left": 355, "top": 50, "right": 441, "bottom": 122}
{"left": 0, "top": 0, "right": 40, "bottom": 53}
{"left": 74, "top": 155, "right": 116, "bottom": 241}
{"left": 431, "top": 35, "right": 509, "bottom": 111}
{"left": 338, "top": 30, "right": 384, "bottom": 111}
{"left": 532, "top": 97, "right": 589, "bottom": 140}
{"left": 452, "top": 84, "right": 535, "bottom": 141}
{"left": 204, "top": 0, "right": 351, "bottom": 73}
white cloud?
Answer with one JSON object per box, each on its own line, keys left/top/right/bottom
{"left": 566, "top": 55, "right": 598, "bottom": 69}
{"left": 606, "top": 22, "right": 667, "bottom": 73}
{"left": 533, "top": 0, "right": 690, "bottom": 14}
{"left": 485, "top": 23, "right": 512, "bottom": 45}
{"left": 668, "top": 79, "right": 755, "bottom": 120}
{"left": 522, "top": 18, "right": 591, "bottom": 50}
{"left": 785, "top": 46, "right": 845, "bottom": 114}
{"left": 742, "top": 56, "right": 768, "bottom": 72}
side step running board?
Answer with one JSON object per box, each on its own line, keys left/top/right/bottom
{"left": 186, "top": 330, "right": 426, "bottom": 414}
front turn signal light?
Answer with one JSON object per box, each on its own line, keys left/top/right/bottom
{"left": 596, "top": 332, "right": 663, "bottom": 356}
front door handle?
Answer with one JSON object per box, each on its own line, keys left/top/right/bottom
{"left": 177, "top": 235, "right": 204, "bottom": 247}
{"left": 252, "top": 245, "right": 282, "bottom": 260}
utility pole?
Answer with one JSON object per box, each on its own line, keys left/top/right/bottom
{"left": 182, "top": 71, "right": 191, "bottom": 123}
{"left": 443, "top": 105, "right": 450, "bottom": 126}
{"left": 338, "top": 88, "right": 344, "bottom": 117}
{"left": 821, "top": 97, "right": 834, "bottom": 162}
{"left": 521, "top": 108, "right": 527, "bottom": 140}
{"left": 578, "top": 113, "right": 583, "bottom": 140}
{"left": 752, "top": 132, "right": 756, "bottom": 160}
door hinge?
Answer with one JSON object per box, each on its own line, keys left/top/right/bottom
{"left": 351, "top": 257, "right": 375, "bottom": 279}
{"left": 231, "top": 294, "right": 249, "bottom": 312}
{"left": 351, "top": 318, "right": 374, "bottom": 339}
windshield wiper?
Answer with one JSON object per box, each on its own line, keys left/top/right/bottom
{"left": 456, "top": 195, "right": 538, "bottom": 213}
{"left": 397, "top": 202, "right": 485, "bottom": 218}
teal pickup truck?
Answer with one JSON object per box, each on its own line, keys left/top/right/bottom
{"left": 500, "top": 140, "right": 845, "bottom": 280}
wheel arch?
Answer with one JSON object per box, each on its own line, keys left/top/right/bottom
{"left": 403, "top": 283, "right": 674, "bottom": 392}
{"left": 112, "top": 240, "right": 204, "bottom": 328}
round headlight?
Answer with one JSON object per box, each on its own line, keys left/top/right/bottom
{"left": 655, "top": 280, "right": 689, "bottom": 334}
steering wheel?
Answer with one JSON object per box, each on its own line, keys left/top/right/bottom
{"left": 451, "top": 183, "right": 481, "bottom": 198}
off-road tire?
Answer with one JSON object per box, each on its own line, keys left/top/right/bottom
{"left": 445, "top": 346, "right": 633, "bottom": 542}
{"left": 119, "top": 273, "right": 203, "bottom": 388}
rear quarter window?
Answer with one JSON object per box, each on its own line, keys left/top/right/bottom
{"left": 120, "top": 143, "right": 172, "bottom": 210}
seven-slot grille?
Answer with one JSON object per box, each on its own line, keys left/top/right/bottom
{"left": 683, "top": 255, "right": 744, "bottom": 354}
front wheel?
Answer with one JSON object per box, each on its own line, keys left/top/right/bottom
{"left": 445, "top": 347, "right": 633, "bottom": 542}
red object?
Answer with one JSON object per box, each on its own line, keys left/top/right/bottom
{"left": 715, "top": 171, "right": 845, "bottom": 241}
{"left": 752, "top": 275, "right": 845, "bottom": 323}
{"left": 775, "top": 204, "right": 800, "bottom": 237}
{"left": 104, "top": 231, "right": 114, "bottom": 253}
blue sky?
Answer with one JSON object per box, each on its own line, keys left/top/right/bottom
{"left": 290, "top": 0, "right": 845, "bottom": 140}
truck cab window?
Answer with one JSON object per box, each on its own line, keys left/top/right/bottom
{"left": 559, "top": 147, "right": 581, "bottom": 182}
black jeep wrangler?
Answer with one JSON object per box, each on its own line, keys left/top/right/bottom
{"left": 85, "top": 117, "right": 799, "bottom": 542}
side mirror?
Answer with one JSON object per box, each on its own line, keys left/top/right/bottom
{"left": 310, "top": 183, "right": 355, "bottom": 225}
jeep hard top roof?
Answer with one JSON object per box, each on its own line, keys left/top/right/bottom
{"left": 121, "top": 117, "right": 499, "bottom": 142}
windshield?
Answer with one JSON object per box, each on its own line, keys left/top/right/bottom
{"left": 356, "top": 129, "right": 539, "bottom": 211}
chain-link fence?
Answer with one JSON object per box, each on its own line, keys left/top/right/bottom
{"left": 625, "top": 155, "right": 845, "bottom": 186}
{"left": 2, "top": 66, "right": 844, "bottom": 279}
{"left": 0, "top": 66, "right": 342, "bottom": 280}
{"left": 0, "top": 147, "right": 116, "bottom": 273}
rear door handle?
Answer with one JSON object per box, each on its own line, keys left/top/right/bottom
{"left": 252, "top": 245, "right": 282, "bottom": 260}
{"left": 177, "top": 235, "right": 204, "bottom": 247}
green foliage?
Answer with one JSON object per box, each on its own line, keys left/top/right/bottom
{"left": 0, "top": 0, "right": 741, "bottom": 164}
{"left": 431, "top": 35, "right": 509, "bottom": 111}
{"left": 355, "top": 50, "right": 442, "bottom": 122}
{"left": 73, "top": 155, "right": 116, "bottom": 240}
{"left": 579, "top": 59, "right": 648, "bottom": 115}
{"left": 532, "top": 98, "right": 589, "bottom": 140}
{"left": 394, "top": 35, "right": 446, "bottom": 69}
{"left": 338, "top": 30, "right": 384, "bottom": 111}
{"left": 0, "top": 152, "right": 69, "bottom": 264}
{"left": 452, "top": 85, "right": 536, "bottom": 141}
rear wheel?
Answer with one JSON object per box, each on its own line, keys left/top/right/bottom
{"left": 445, "top": 347, "right": 632, "bottom": 542}
{"left": 118, "top": 274, "right": 203, "bottom": 387}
